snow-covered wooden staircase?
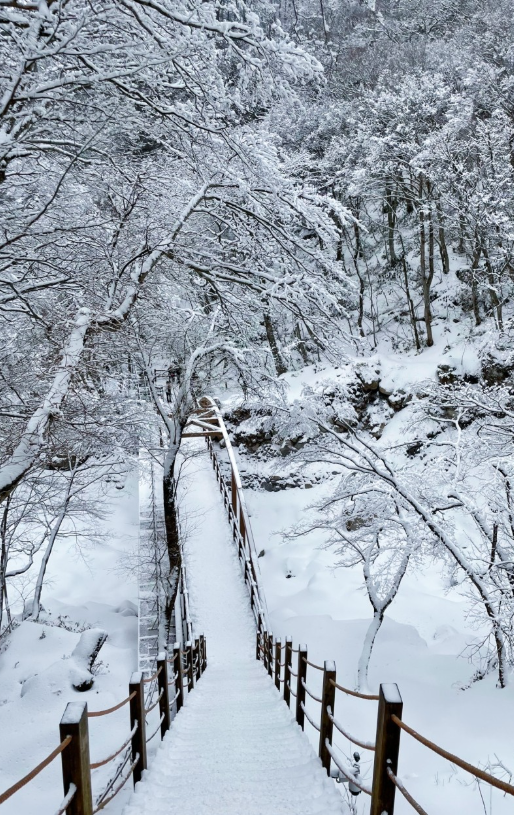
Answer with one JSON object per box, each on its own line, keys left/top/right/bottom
{"left": 123, "top": 448, "right": 342, "bottom": 815}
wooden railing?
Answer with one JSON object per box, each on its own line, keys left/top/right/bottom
{"left": 196, "top": 396, "right": 514, "bottom": 815}
{"left": 0, "top": 573, "right": 207, "bottom": 815}
{"left": 257, "top": 629, "right": 514, "bottom": 814}
{"left": 191, "top": 396, "right": 269, "bottom": 634}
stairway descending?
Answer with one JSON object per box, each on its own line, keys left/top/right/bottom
{"left": 123, "top": 447, "right": 343, "bottom": 815}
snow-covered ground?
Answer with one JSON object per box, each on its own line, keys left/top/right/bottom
{"left": 0, "top": 471, "right": 139, "bottom": 815}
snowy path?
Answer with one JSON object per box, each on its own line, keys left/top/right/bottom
{"left": 123, "top": 448, "right": 342, "bottom": 815}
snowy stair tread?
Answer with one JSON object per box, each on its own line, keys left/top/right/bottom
{"left": 124, "top": 448, "right": 342, "bottom": 814}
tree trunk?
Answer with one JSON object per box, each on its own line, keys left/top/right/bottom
{"left": 419, "top": 196, "right": 434, "bottom": 347}
{"left": 435, "top": 203, "right": 450, "bottom": 274}
{"left": 385, "top": 182, "right": 398, "bottom": 266}
{"left": 357, "top": 610, "right": 383, "bottom": 692}
{"left": 263, "top": 311, "right": 287, "bottom": 376}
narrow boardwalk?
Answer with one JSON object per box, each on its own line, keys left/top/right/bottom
{"left": 123, "top": 448, "right": 343, "bottom": 815}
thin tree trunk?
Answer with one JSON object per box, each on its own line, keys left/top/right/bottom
{"left": 263, "top": 311, "right": 287, "bottom": 376}
{"left": 435, "top": 203, "right": 450, "bottom": 274}
{"left": 357, "top": 610, "right": 384, "bottom": 692}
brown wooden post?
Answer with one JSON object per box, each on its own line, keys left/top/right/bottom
{"left": 186, "top": 641, "right": 194, "bottom": 692}
{"left": 263, "top": 631, "right": 269, "bottom": 672}
{"left": 267, "top": 634, "right": 273, "bottom": 678}
{"left": 256, "top": 630, "right": 261, "bottom": 662}
{"left": 129, "top": 672, "right": 148, "bottom": 785}
{"left": 157, "top": 654, "right": 170, "bottom": 738}
{"left": 199, "top": 634, "right": 206, "bottom": 674}
{"left": 284, "top": 637, "right": 292, "bottom": 707}
{"left": 274, "top": 638, "right": 282, "bottom": 691}
{"left": 173, "top": 643, "right": 184, "bottom": 712}
{"left": 231, "top": 469, "right": 237, "bottom": 516}
{"left": 59, "top": 702, "right": 93, "bottom": 815}
{"left": 370, "top": 683, "right": 403, "bottom": 815}
{"left": 319, "top": 660, "right": 336, "bottom": 774}
{"left": 296, "top": 645, "right": 307, "bottom": 730}
{"left": 194, "top": 637, "right": 201, "bottom": 681}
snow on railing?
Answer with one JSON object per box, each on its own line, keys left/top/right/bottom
{"left": 187, "top": 396, "right": 269, "bottom": 634}
{"left": 0, "top": 603, "right": 207, "bottom": 815}
{"left": 256, "top": 630, "right": 514, "bottom": 815}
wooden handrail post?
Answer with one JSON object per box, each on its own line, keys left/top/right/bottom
{"left": 274, "top": 638, "right": 282, "bottom": 691}
{"left": 296, "top": 645, "right": 307, "bottom": 730}
{"left": 267, "top": 634, "right": 273, "bottom": 678}
{"left": 174, "top": 643, "right": 184, "bottom": 712}
{"left": 284, "top": 637, "right": 292, "bottom": 707}
{"left": 199, "top": 634, "right": 206, "bottom": 674}
{"left": 59, "top": 702, "right": 93, "bottom": 815}
{"left": 194, "top": 637, "right": 201, "bottom": 681}
{"left": 263, "top": 631, "right": 269, "bottom": 672}
{"left": 256, "top": 630, "right": 261, "bottom": 661}
{"left": 370, "top": 683, "right": 403, "bottom": 815}
{"left": 186, "top": 640, "right": 194, "bottom": 692}
{"left": 157, "top": 654, "right": 170, "bottom": 738}
{"left": 129, "top": 671, "right": 148, "bottom": 785}
{"left": 231, "top": 468, "right": 237, "bottom": 516}
{"left": 319, "top": 661, "right": 336, "bottom": 774}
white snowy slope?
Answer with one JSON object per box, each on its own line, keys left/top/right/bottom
{"left": 123, "top": 446, "right": 343, "bottom": 815}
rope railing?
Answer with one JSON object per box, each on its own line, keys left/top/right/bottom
{"left": 90, "top": 724, "right": 138, "bottom": 769}
{"left": 145, "top": 689, "right": 163, "bottom": 714}
{"left": 93, "top": 753, "right": 139, "bottom": 814}
{"left": 53, "top": 784, "right": 77, "bottom": 815}
{"left": 197, "top": 396, "right": 269, "bottom": 634}
{"left": 0, "top": 737, "right": 72, "bottom": 805}
{"left": 326, "top": 743, "right": 372, "bottom": 796}
{"left": 387, "top": 768, "right": 429, "bottom": 815}
{"left": 327, "top": 709, "right": 375, "bottom": 752}
{"left": 391, "top": 715, "right": 514, "bottom": 797}
{"left": 88, "top": 691, "right": 136, "bottom": 718}
{"left": 143, "top": 666, "right": 162, "bottom": 684}
{"left": 300, "top": 702, "right": 321, "bottom": 732}
{"left": 146, "top": 714, "right": 166, "bottom": 744}
{"left": 329, "top": 678, "right": 379, "bottom": 701}
{"left": 302, "top": 657, "right": 324, "bottom": 671}
{"left": 301, "top": 678, "right": 322, "bottom": 704}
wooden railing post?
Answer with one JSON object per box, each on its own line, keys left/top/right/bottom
{"left": 284, "top": 637, "right": 292, "bottom": 707}
{"left": 296, "top": 645, "right": 307, "bottom": 730}
{"left": 274, "top": 638, "right": 282, "bottom": 691}
{"left": 186, "top": 641, "right": 194, "bottom": 692}
{"left": 59, "top": 702, "right": 93, "bottom": 815}
{"left": 129, "top": 672, "right": 147, "bottom": 785}
{"left": 194, "top": 637, "right": 201, "bottom": 681}
{"left": 370, "top": 683, "right": 403, "bottom": 815}
{"left": 267, "top": 634, "right": 273, "bottom": 678}
{"left": 173, "top": 643, "right": 184, "bottom": 712}
{"left": 263, "top": 631, "right": 269, "bottom": 672}
{"left": 199, "top": 634, "right": 206, "bottom": 674}
{"left": 256, "top": 630, "right": 261, "bottom": 661}
{"left": 231, "top": 468, "right": 237, "bottom": 516}
{"left": 319, "top": 661, "right": 336, "bottom": 774}
{"left": 157, "top": 654, "right": 170, "bottom": 738}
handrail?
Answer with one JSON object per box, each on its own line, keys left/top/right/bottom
{"left": 196, "top": 396, "right": 269, "bottom": 630}
{"left": 300, "top": 702, "right": 320, "bottom": 732}
{"left": 329, "top": 678, "right": 379, "bottom": 701}
{"left": 391, "top": 715, "right": 514, "bottom": 796}
{"left": 301, "top": 678, "right": 322, "bottom": 704}
{"left": 93, "top": 753, "right": 139, "bottom": 813}
{"left": 327, "top": 709, "right": 375, "bottom": 751}
{"left": 0, "top": 737, "right": 72, "bottom": 805}
{"left": 88, "top": 691, "right": 136, "bottom": 718}
{"left": 325, "top": 743, "right": 372, "bottom": 796}
{"left": 387, "top": 768, "right": 429, "bottom": 815}
{"left": 302, "top": 657, "right": 324, "bottom": 671}
{"left": 54, "top": 784, "right": 77, "bottom": 815}
{"left": 90, "top": 724, "right": 137, "bottom": 769}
